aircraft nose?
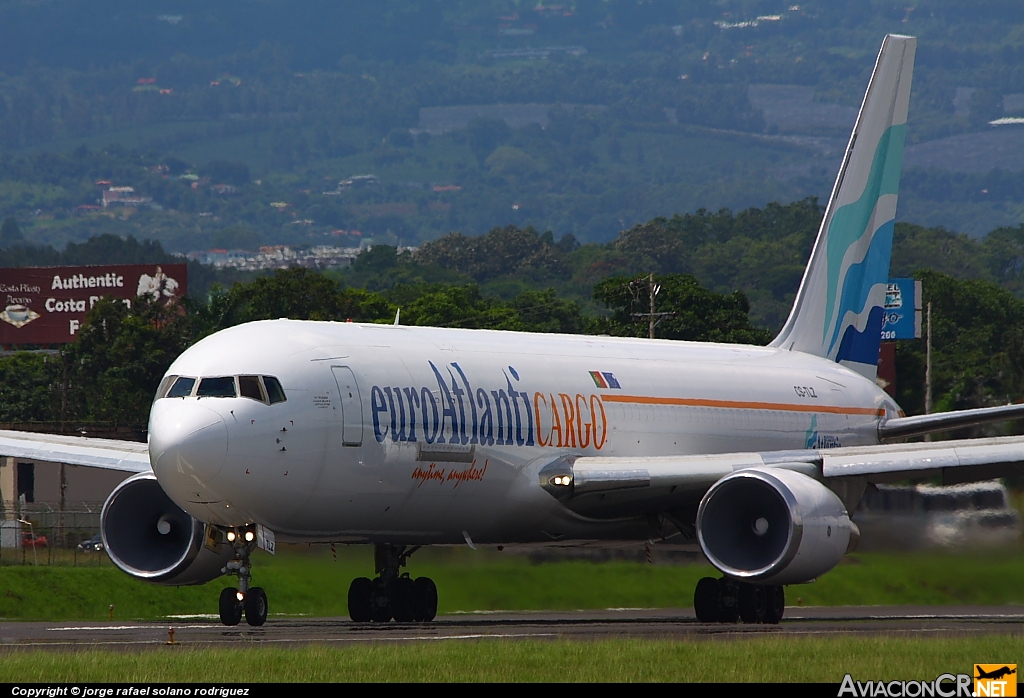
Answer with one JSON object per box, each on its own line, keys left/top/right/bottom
{"left": 149, "top": 402, "right": 228, "bottom": 484}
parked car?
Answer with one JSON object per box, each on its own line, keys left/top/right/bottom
{"left": 22, "top": 532, "right": 48, "bottom": 549}
{"left": 77, "top": 534, "right": 103, "bottom": 552}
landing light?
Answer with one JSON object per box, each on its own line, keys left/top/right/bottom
{"left": 551, "top": 475, "right": 573, "bottom": 486}
{"left": 236, "top": 591, "right": 244, "bottom": 602}
{"left": 244, "top": 530, "right": 255, "bottom": 542}
{"left": 226, "top": 531, "right": 236, "bottom": 542}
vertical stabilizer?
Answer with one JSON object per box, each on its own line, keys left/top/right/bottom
{"left": 770, "top": 35, "right": 916, "bottom": 379}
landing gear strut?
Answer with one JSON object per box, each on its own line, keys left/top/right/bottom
{"left": 693, "top": 577, "right": 784, "bottom": 625}
{"left": 218, "top": 525, "right": 268, "bottom": 627}
{"left": 348, "top": 544, "right": 438, "bottom": 622}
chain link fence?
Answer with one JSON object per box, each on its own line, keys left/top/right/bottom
{"left": 0, "top": 502, "right": 110, "bottom": 566}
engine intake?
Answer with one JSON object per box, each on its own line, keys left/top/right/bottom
{"left": 101, "top": 473, "right": 232, "bottom": 585}
{"left": 697, "top": 467, "right": 856, "bottom": 585}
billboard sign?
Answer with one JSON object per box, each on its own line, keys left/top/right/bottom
{"left": 882, "top": 277, "right": 922, "bottom": 340}
{"left": 0, "top": 264, "right": 186, "bottom": 345}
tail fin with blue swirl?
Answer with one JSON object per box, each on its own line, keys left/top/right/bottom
{"left": 770, "top": 34, "right": 916, "bottom": 380}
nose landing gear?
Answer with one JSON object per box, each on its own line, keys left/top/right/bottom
{"left": 347, "top": 544, "right": 438, "bottom": 622}
{"left": 693, "top": 576, "right": 784, "bottom": 625}
{"left": 218, "top": 525, "right": 268, "bottom": 627}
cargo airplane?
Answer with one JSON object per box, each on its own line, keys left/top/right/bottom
{"left": 4, "top": 35, "right": 1024, "bottom": 626}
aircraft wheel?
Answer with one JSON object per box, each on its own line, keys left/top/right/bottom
{"left": 693, "top": 577, "right": 721, "bottom": 623}
{"left": 717, "top": 578, "right": 739, "bottom": 623}
{"left": 348, "top": 577, "right": 373, "bottom": 622}
{"left": 414, "top": 577, "right": 438, "bottom": 622}
{"left": 390, "top": 576, "right": 417, "bottom": 622}
{"left": 219, "top": 587, "right": 243, "bottom": 626}
{"left": 370, "top": 577, "right": 392, "bottom": 622}
{"left": 244, "top": 587, "right": 269, "bottom": 627}
{"left": 737, "top": 583, "right": 767, "bottom": 624}
{"left": 763, "top": 585, "right": 785, "bottom": 625}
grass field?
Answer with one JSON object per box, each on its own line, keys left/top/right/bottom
{"left": 4, "top": 546, "right": 1024, "bottom": 622}
{"left": 1, "top": 637, "right": 1019, "bottom": 682}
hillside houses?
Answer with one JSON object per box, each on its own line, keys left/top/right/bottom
{"left": 100, "top": 186, "right": 153, "bottom": 208}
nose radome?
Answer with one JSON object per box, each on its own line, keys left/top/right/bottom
{"left": 149, "top": 402, "right": 228, "bottom": 485}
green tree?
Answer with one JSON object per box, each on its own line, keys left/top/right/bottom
{"left": 895, "top": 270, "right": 1024, "bottom": 422}
{"left": 64, "top": 296, "right": 195, "bottom": 425}
{"left": 509, "top": 289, "right": 586, "bottom": 334}
{"left": 400, "top": 284, "right": 518, "bottom": 330}
{"left": 0, "top": 352, "right": 60, "bottom": 422}
{"left": 416, "top": 226, "right": 568, "bottom": 282}
{"left": 591, "top": 274, "right": 772, "bottom": 344}
{"left": 0, "top": 217, "right": 24, "bottom": 247}
{"left": 465, "top": 117, "right": 512, "bottom": 166}
{"left": 199, "top": 267, "right": 392, "bottom": 331}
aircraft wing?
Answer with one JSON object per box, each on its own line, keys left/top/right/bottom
{"left": 0, "top": 429, "right": 151, "bottom": 473}
{"left": 547, "top": 435, "right": 1024, "bottom": 518}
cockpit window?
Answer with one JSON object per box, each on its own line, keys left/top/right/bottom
{"left": 197, "top": 376, "right": 236, "bottom": 398}
{"left": 238, "top": 375, "right": 265, "bottom": 402}
{"left": 166, "top": 376, "right": 196, "bottom": 398}
{"left": 156, "top": 375, "right": 177, "bottom": 400}
{"left": 263, "top": 376, "right": 287, "bottom": 404}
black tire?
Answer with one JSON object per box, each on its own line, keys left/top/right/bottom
{"left": 763, "top": 585, "right": 785, "bottom": 625}
{"left": 693, "top": 577, "right": 721, "bottom": 623}
{"left": 390, "top": 576, "right": 417, "bottom": 622}
{"left": 219, "top": 587, "right": 243, "bottom": 626}
{"left": 244, "top": 587, "right": 269, "bottom": 627}
{"left": 370, "top": 577, "right": 392, "bottom": 622}
{"left": 414, "top": 577, "right": 438, "bottom": 622}
{"left": 737, "top": 584, "right": 767, "bottom": 624}
{"left": 347, "top": 577, "right": 373, "bottom": 622}
{"left": 717, "top": 578, "right": 739, "bottom": 623}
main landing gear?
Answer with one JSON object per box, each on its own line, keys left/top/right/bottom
{"left": 693, "top": 576, "right": 785, "bottom": 625}
{"left": 218, "top": 526, "right": 269, "bottom": 627}
{"left": 347, "top": 544, "right": 438, "bottom": 622}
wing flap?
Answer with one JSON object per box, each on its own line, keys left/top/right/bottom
{"left": 822, "top": 436, "right": 1024, "bottom": 479}
{"left": 0, "top": 429, "right": 151, "bottom": 473}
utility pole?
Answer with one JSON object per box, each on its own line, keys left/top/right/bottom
{"left": 924, "top": 301, "right": 932, "bottom": 442}
{"left": 925, "top": 301, "right": 932, "bottom": 415}
{"left": 629, "top": 273, "right": 675, "bottom": 339}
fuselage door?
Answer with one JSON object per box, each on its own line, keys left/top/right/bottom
{"left": 331, "top": 365, "right": 363, "bottom": 446}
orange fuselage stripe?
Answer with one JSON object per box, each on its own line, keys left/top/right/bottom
{"left": 601, "top": 393, "right": 884, "bottom": 417}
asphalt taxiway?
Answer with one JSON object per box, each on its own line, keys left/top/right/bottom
{"left": 0, "top": 606, "right": 1022, "bottom": 649}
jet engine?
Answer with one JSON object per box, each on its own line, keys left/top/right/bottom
{"left": 696, "top": 467, "right": 858, "bottom": 585}
{"left": 101, "top": 472, "right": 232, "bottom": 585}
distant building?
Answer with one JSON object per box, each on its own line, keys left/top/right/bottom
{"left": 324, "top": 174, "right": 381, "bottom": 195}
{"left": 101, "top": 186, "right": 153, "bottom": 208}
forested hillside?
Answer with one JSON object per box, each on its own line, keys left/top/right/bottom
{"left": 2, "top": 1, "right": 1024, "bottom": 250}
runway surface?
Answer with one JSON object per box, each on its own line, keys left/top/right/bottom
{"left": 1, "top": 606, "right": 1023, "bottom": 649}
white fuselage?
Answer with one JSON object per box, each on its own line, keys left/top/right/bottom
{"left": 148, "top": 320, "right": 899, "bottom": 545}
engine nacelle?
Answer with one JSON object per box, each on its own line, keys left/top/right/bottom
{"left": 101, "top": 472, "right": 232, "bottom": 585}
{"left": 696, "top": 467, "right": 857, "bottom": 585}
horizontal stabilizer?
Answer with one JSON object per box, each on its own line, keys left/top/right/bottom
{"left": 878, "top": 403, "right": 1024, "bottom": 440}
